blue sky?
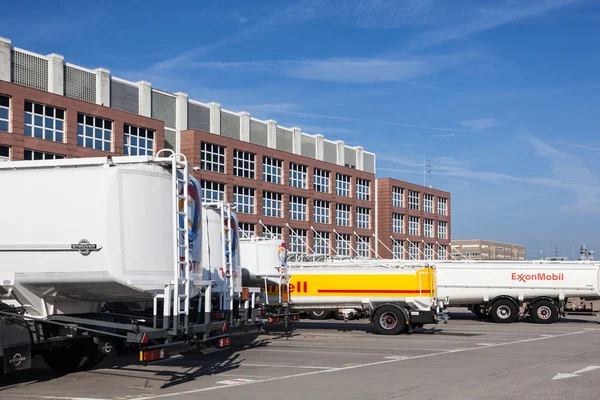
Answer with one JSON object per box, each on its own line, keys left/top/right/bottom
{"left": 2, "top": 0, "right": 600, "bottom": 259}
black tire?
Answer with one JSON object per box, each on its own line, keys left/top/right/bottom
{"left": 472, "top": 305, "right": 488, "bottom": 319}
{"left": 490, "top": 299, "right": 519, "bottom": 323}
{"left": 530, "top": 300, "right": 558, "bottom": 324}
{"left": 373, "top": 305, "right": 406, "bottom": 335}
{"left": 308, "top": 310, "right": 331, "bottom": 320}
{"left": 42, "top": 339, "right": 103, "bottom": 373}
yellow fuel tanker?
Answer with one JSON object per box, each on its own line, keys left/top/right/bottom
{"left": 239, "top": 239, "right": 446, "bottom": 335}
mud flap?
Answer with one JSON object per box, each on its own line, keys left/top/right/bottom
{"left": 2, "top": 343, "right": 31, "bottom": 374}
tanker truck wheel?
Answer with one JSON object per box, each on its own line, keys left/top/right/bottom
{"left": 308, "top": 310, "right": 332, "bottom": 320}
{"left": 490, "top": 299, "right": 518, "bottom": 323}
{"left": 530, "top": 300, "right": 558, "bottom": 324}
{"left": 373, "top": 306, "right": 405, "bottom": 335}
{"left": 42, "top": 339, "right": 103, "bottom": 372}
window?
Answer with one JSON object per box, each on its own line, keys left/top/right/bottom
{"left": 336, "top": 233, "right": 351, "bottom": 257}
{"left": 424, "top": 194, "right": 434, "bottom": 213}
{"left": 234, "top": 150, "right": 255, "bottom": 179}
{"left": 314, "top": 168, "right": 330, "bottom": 193}
{"left": 24, "top": 100, "right": 64, "bottom": 142}
{"left": 289, "top": 162, "right": 307, "bottom": 189}
{"left": 356, "top": 207, "right": 370, "bottom": 229}
{"left": 408, "top": 190, "right": 419, "bottom": 210}
{"left": 289, "top": 229, "right": 307, "bottom": 254}
{"left": 289, "top": 196, "right": 307, "bottom": 221}
{"left": 357, "top": 236, "right": 370, "bottom": 258}
{"left": 438, "top": 245, "right": 447, "bottom": 260}
{"left": 392, "top": 187, "right": 403, "bottom": 207}
{"left": 409, "top": 241, "right": 419, "bottom": 260}
{"left": 438, "top": 221, "right": 447, "bottom": 239}
{"left": 409, "top": 216, "right": 419, "bottom": 235}
{"left": 336, "top": 204, "right": 351, "bottom": 227}
{"left": 263, "top": 191, "right": 282, "bottom": 218}
{"left": 438, "top": 197, "right": 447, "bottom": 215}
{"left": 0, "top": 145, "right": 9, "bottom": 161}
{"left": 424, "top": 243, "right": 434, "bottom": 260}
{"left": 24, "top": 149, "right": 64, "bottom": 160}
{"left": 201, "top": 142, "right": 225, "bottom": 173}
{"left": 314, "top": 200, "right": 330, "bottom": 224}
{"left": 263, "top": 225, "right": 282, "bottom": 240}
{"left": 0, "top": 94, "right": 9, "bottom": 132}
{"left": 234, "top": 186, "right": 255, "bottom": 214}
{"left": 392, "top": 239, "right": 404, "bottom": 259}
{"left": 77, "top": 113, "right": 112, "bottom": 151}
{"left": 313, "top": 231, "right": 330, "bottom": 255}
{"left": 356, "top": 178, "right": 370, "bottom": 200}
{"left": 201, "top": 181, "right": 225, "bottom": 203}
{"left": 263, "top": 156, "right": 282, "bottom": 184}
{"left": 124, "top": 124, "right": 154, "bottom": 156}
{"left": 336, "top": 173, "right": 350, "bottom": 197}
{"left": 424, "top": 219, "right": 434, "bottom": 238}
{"left": 239, "top": 223, "right": 255, "bottom": 239}
{"left": 392, "top": 213, "right": 403, "bottom": 233}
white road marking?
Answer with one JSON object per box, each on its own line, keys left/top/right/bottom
{"left": 477, "top": 343, "right": 495, "bottom": 346}
{"left": 384, "top": 356, "right": 409, "bottom": 360}
{"left": 133, "top": 328, "right": 599, "bottom": 400}
{"left": 552, "top": 365, "right": 600, "bottom": 380}
{"left": 216, "top": 379, "right": 256, "bottom": 385}
{"left": 247, "top": 348, "right": 405, "bottom": 356}
{"left": 240, "top": 363, "right": 334, "bottom": 370}
{"left": 265, "top": 343, "right": 449, "bottom": 352}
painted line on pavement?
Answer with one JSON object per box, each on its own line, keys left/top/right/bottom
{"left": 133, "top": 328, "right": 599, "bottom": 400}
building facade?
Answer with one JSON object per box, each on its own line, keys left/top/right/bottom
{"left": 0, "top": 36, "right": 453, "bottom": 261}
{"left": 376, "top": 178, "right": 451, "bottom": 260}
{"left": 451, "top": 240, "right": 526, "bottom": 260}
{"left": 181, "top": 130, "right": 376, "bottom": 258}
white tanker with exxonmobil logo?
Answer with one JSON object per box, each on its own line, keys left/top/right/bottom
{"left": 432, "top": 260, "right": 600, "bottom": 324}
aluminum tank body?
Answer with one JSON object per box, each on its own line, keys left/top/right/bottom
{"left": 0, "top": 158, "right": 202, "bottom": 317}
{"left": 200, "top": 207, "right": 242, "bottom": 291}
{"left": 262, "top": 266, "right": 436, "bottom": 309}
{"left": 239, "top": 239, "right": 288, "bottom": 287}
{"left": 434, "top": 261, "right": 600, "bottom": 305}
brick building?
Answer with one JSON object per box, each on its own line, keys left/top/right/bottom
{"left": 376, "top": 178, "right": 451, "bottom": 260}
{"left": 0, "top": 36, "right": 452, "bottom": 261}
{"left": 451, "top": 240, "right": 526, "bottom": 260}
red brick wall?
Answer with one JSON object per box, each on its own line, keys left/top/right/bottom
{"left": 0, "top": 81, "right": 164, "bottom": 160}
{"left": 377, "top": 177, "right": 451, "bottom": 260}
{"left": 181, "top": 129, "right": 376, "bottom": 256}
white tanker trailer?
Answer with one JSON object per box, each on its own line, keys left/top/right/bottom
{"left": 432, "top": 260, "right": 600, "bottom": 323}
{"left": 0, "top": 151, "right": 292, "bottom": 376}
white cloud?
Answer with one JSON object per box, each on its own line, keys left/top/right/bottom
{"left": 380, "top": 135, "right": 600, "bottom": 213}
{"left": 459, "top": 118, "right": 498, "bottom": 131}
{"left": 556, "top": 141, "right": 600, "bottom": 152}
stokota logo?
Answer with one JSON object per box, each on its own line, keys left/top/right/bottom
{"left": 511, "top": 272, "right": 564, "bottom": 282}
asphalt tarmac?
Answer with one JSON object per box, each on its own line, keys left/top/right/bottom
{"left": 1, "top": 309, "right": 599, "bottom": 400}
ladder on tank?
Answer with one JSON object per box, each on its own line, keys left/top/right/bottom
{"left": 154, "top": 149, "right": 192, "bottom": 335}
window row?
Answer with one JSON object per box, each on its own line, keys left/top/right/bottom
{"left": 200, "top": 142, "right": 371, "bottom": 198}
{"left": 392, "top": 186, "right": 448, "bottom": 215}
{"left": 0, "top": 95, "right": 155, "bottom": 155}
{"left": 392, "top": 215, "right": 447, "bottom": 239}
{"left": 0, "top": 145, "right": 65, "bottom": 161}
{"left": 201, "top": 182, "right": 372, "bottom": 227}
{"left": 391, "top": 240, "right": 448, "bottom": 260}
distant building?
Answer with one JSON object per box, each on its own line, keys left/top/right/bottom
{"left": 451, "top": 240, "right": 526, "bottom": 261}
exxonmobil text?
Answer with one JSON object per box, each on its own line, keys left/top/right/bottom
{"left": 511, "top": 272, "right": 564, "bottom": 283}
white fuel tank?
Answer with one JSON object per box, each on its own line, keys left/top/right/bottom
{"left": 0, "top": 156, "right": 203, "bottom": 317}
{"left": 434, "top": 260, "right": 600, "bottom": 305}
{"left": 200, "top": 205, "right": 242, "bottom": 292}
{"left": 239, "top": 238, "right": 288, "bottom": 286}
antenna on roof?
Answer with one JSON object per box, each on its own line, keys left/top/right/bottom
{"left": 426, "top": 159, "right": 433, "bottom": 188}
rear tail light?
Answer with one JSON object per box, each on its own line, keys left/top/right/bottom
{"left": 212, "top": 311, "right": 224, "bottom": 319}
{"left": 217, "top": 337, "right": 230, "bottom": 348}
{"left": 140, "top": 348, "right": 167, "bottom": 362}
{"left": 268, "top": 316, "right": 281, "bottom": 323}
